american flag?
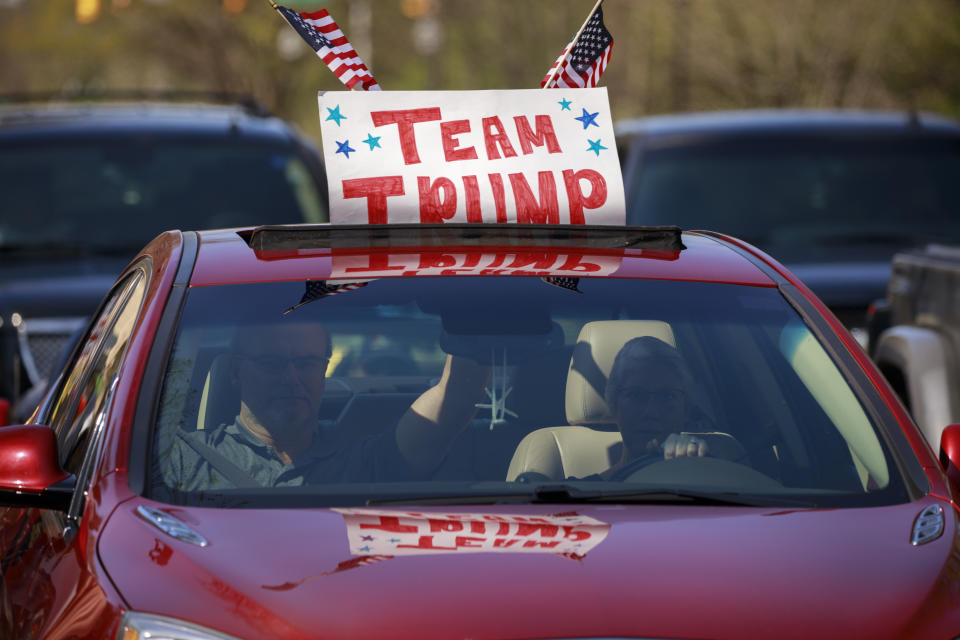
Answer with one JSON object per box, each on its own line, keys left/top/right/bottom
{"left": 283, "top": 279, "right": 370, "bottom": 315}
{"left": 275, "top": 4, "right": 381, "bottom": 91}
{"left": 541, "top": 3, "right": 613, "bottom": 89}
{"left": 541, "top": 276, "right": 582, "bottom": 293}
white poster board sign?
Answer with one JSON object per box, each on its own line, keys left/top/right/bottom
{"left": 318, "top": 89, "right": 626, "bottom": 225}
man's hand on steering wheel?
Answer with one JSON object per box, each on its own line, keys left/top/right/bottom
{"left": 608, "top": 433, "right": 711, "bottom": 481}
{"left": 660, "top": 433, "right": 709, "bottom": 459}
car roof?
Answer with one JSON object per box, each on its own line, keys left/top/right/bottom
{"left": 185, "top": 224, "right": 777, "bottom": 288}
{"left": 613, "top": 108, "right": 960, "bottom": 140}
{"left": 0, "top": 99, "right": 301, "bottom": 143}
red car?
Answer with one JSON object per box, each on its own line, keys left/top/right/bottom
{"left": 1, "top": 223, "right": 958, "bottom": 639}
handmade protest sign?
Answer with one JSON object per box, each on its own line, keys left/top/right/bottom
{"left": 318, "top": 89, "right": 626, "bottom": 225}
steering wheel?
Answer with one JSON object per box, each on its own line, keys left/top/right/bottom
{"left": 607, "top": 454, "right": 663, "bottom": 481}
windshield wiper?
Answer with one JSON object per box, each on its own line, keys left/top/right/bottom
{"left": 366, "top": 484, "right": 816, "bottom": 508}
{"left": 366, "top": 492, "right": 532, "bottom": 506}
{"left": 530, "top": 484, "right": 816, "bottom": 507}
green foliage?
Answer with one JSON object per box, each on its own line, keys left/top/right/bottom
{"left": 2, "top": 0, "right": 959, "bottom": 132}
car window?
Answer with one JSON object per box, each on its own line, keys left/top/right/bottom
{"left": 0, "top": 139, "right": 327, "bottom": 251}
{"left": 48, "top": 266, "right": 148, "bottom": 476}
{"left": 625, "top": 136, "right": 960, "bottom": 262}
{"left": 147, "top": 277, "right": 910, "bottom": 509}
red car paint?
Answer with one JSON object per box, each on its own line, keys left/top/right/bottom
{"left": 94, "top": 498, "right": 959, "bottom": 640}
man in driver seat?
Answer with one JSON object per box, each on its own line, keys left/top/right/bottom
{"left": 598, "top": 336, "right": 747, "bottom": 480}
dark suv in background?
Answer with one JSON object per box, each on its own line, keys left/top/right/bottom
{"left": 0, "top": 93, "right": 329, "bottom": 421}
{"left": 615, "top": 109, "right": 960, "bottom": 346}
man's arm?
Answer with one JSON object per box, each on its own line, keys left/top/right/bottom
{"left": 395, "top": 355, "right": 490, "bottom": 474}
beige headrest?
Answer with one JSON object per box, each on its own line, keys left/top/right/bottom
{"left": 565, "top": 320, "right": 675, "bottom": 424}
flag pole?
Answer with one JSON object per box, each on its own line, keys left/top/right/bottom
{"left": 542, "top": 0, "right": 604, "bottom": 89}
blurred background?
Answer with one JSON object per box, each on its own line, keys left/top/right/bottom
{"left": 2, "top": 0, "right": 959, "bottom": 140}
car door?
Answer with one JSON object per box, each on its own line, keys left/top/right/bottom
{"left": 0, "top": 262, "right": 149, "bottom": 640}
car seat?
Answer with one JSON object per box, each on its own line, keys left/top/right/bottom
{"left": 197, "top": 353, "right": 238, "bottom": 431}
{"left": 505, "top": 320, "right": 676, "bottom": 480}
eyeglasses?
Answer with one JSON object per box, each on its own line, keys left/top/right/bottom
{"left": 239, "top": 354, "right": 329, "bottom": 376}
{"left": 618, "top": 387, "right": 685, "bottom": 407}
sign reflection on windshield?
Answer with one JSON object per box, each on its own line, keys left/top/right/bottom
{"left": 334, "top": 508, "right": 610, "bottom": 557}
{"left": 331, "top": 251, "right": 623, "bottom": 278}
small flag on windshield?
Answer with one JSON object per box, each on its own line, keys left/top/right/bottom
{"left": 541, "top": 276, "right": 582, "bottom": 293}
{"left": 541, "top": 2, "right": 613, "bottom": 89}
{"left": 284, "top": 279, "right": 371, "bottom": 315}
{"left": 273, "top": 4, "right": 381, "bottom": 91}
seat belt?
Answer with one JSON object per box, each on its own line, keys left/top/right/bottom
{"left": 177, "top": 432, "right": 264, "bottom": 489}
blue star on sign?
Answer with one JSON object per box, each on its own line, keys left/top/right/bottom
{"left": 326, "top": 105, "right": 347, "bottom": 126}
{"left": 558, "top": 98, "right": 572, "bottom": 111}
{"left": 575, "top": 108, "right": 600, "bottom": 129}
{"left": 361, "top": 535, "right": 374, "bottom": 541}
{"left": 363, "top": 133, "right": 382, "bottom": 150}
{"left": 358, "top": 545, "right": 371, "bottom": 552}
{"left": 335, "top": 140, "right": 356, "bottom": 158}
{"left": 587, "top": 138, "right": 607, "bottom": 156}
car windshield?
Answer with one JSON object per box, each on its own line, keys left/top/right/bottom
{"left": 0, "top": 138, "right": 327, "bottom": 251}
{"left": 626, "top": 136, "right": 960, "bottom": 263}
{"left": 148, "top": 276, "right": 910, "bottom": 509}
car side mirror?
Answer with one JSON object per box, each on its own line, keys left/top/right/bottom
{"left": 938, "top": 424, "right": 960, "bottom": 493}
{"left": 0, "top": 424, "right": 75, "bottom": 511}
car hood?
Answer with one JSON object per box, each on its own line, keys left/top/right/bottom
{"left": 100, "top": 498, "right": 959, "bottom": 640}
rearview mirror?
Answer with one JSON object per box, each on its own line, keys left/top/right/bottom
{"left": 439, "top": 322, "right": 565, "bottom": 364}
